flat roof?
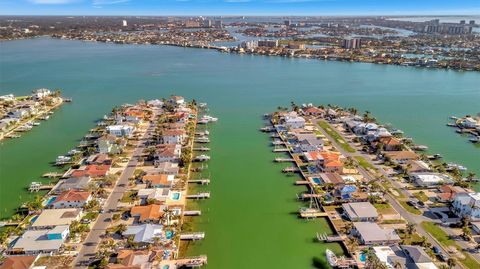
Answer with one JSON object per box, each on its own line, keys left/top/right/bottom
{"left": 342, "top": 202, "right": 378, "bottom": 219}
{"left": 354, "top": 222, "right": 400, "bottom": 242}
{"left": 31, "top": 208, "right": 82, "bottom": 227}
{"left": 11, "top": 227, "right": 68, "bottom": 252}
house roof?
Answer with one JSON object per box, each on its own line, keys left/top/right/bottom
{"left": 10, "top": 226, "right": 68, "bottom": 253}
{"left": 130, "top": 204, "right": 164, "bottom": 222}
{"left": 384, "top": 151, "right": 419, "bottom": 161}
{"left": 354, "top": 222, "right": 400, "bottom": 242}
{"left": 379, "top": 136, "right": 402, "bottom": 146}
{"left": 163, "top": 129, "right": 185, "bottom": 136}
{"left": 31, "top": 208, "right": 82, "bottom": 228}
{"left": 342, "top": 202, "right": 378, "bottom": 220}
{"left": 123, "top": 224, "right": 164, "bottom": 243}
{"left": 319, "top": 173, "right": 345, "bottom": 185}
{"left": 53, "top": 190, "right": 91, "bottom": 204}
{"left": 0, "top": 256, "right": 37, "bottom": 269}
{"left": 70, "top": 164, "right": 110, "bottom": 178}
{"left": 55, "top": 176, "right": 91, "bottom": 192}
{"left": 401, "top": 245, "right": 433, "bottom": 264}
{"left": 325, "top": 160, "right": 343, "bottom": 168}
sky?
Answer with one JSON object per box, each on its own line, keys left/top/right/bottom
{"left": 1, "top": 0, "right": 480, "bottom": 16}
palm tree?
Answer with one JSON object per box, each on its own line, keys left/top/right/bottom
{"left": 406, "top": 222, "right": 416, "bottom": 236}
{"left": 393, "top": 260, "right": 403, "bottom": 269}
{"left": 447, "top": 258, "right": 457, "bottom": 268}
{"left": 466, "top": 172, "right": 476, "bottom": 182}
{"left": 363, "top": 110, "right": 371, "bottom": 122}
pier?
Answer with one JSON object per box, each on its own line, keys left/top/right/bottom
{"left": 186, "top": 192, "right": 210, "bottom": 199}
{"left": 42, "top": 172, "right": 63, "bottom": 178}
{"left": 282, "top": 167, "right": 300, "bottom": 173}
{"left": 273, "top": 148, "right": 289, "bottom": 152}
{"left": 28, "top": 182, "right": 54, "bottom": 192}
{"left": 183, "top": 210, "right": 202, "bottom": 216}
{"left": 187, "top": 179, "right": 210, "bottom": 185}
{"left": 300, "top": 209, "right": 327, "bottom": 218}
{"left": 271, "top": 140, "right": 285, "bottom": 146}
{"left": 193, "top": 147, "right": 210, "bottom": 151}
{"left": 316, "top": 232, "right": 345, "bottom": 242}
{"left": 274, "top": 157, "right": 294, "bottom": 162}
{"left": 180, "top": 232, "right": 205, "bottom": 240}
{"left": 294, "top": 180, "right": 310, "bottom": 185}
{"left": 297, "top": 193, "right": 322, "bottom": 200}
{"left": 175, "top": 255, "right": 208, "bottom": 268}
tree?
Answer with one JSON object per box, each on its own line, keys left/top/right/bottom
{"left": 406, "top": 222, "right": 416, "bottom": 236}
{"left": 447, "top": 258, "right": 457, "bottom": 268}
{"left": 466, "top": 172, "right": 476, "bottom": 182}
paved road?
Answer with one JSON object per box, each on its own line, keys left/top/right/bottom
{"left": 315, "top": 119, "right": 461, "bottom": 268}
{"left": 73, "top": 115, "right": 157, "bottom": 268}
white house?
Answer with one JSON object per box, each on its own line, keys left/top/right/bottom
{"left": 32, "top": 88, "right": 51, "bottom": 100}
{"left": 0, "top": 94, "right": 15, "bottom": 102}
{"left": 410, "top": 173, "right": 452, "bottom": 187}
{"left": 107, "top": 125, "right": 134, "bottom": 137}
{"left": 162, "top": 129, "right": 186, "bottom": 144}
{"left": 460, "top": 117, "right": 479, "bottom": 128}
{"left": 453, "top": 193, "right": 480, "bottom": 220}
{"left": 284, "top": 114, "right": 306, "bottom": 129}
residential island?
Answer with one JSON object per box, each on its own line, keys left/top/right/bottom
{"left": 0, "top": 95, "right": 217, "bottom": 269}
{"left": 0, "top": 89, "right": 68, "bottom": 140}
{"left": 265, "top": 104, "right": 479, "bottom": 269}
{"left": 1, "top": 16, "right": 480, "bottom": 71}
{"left": 447, "top": 115, "right": 480, "bottom": 144}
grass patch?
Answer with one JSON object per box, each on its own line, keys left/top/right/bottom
{"left": 399, "top": 201, "right": 421, "bottom": 215}
{"left": 317, "top": 121, "right": 356, "bottom": 153}
{"left": 120, "top": 191, "right": 137, "bottom": 203}
{"left": 82, "top": 212, "right": 99, "bottom": 221}
{"left": 413, "top": 191, "right": 429, "bottom": 203}
{"left": 354, "top": 156, "right": 377, "bottom": 171}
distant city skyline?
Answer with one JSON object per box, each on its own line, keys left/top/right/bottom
{"left": 1, "top": 0, "right": 480, "bottom": 16}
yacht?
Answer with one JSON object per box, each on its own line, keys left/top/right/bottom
{"left": 326, "top": 249, "right": 338, "bottom": 267}
{"left": 469, "top": 136, "right": 480, "bottom": 143}
{"left": 447, "top": 163, "right": 467, "bottom": 171}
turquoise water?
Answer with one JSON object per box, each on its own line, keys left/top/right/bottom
{"left": 171, "top": 192, "right": 181, "bottom": 201}
{"left": 166, "top": 230, "right": 174, "bottom": 239}
{"left": 0, "top": 37, "right": 479, "bottom": 269}
{"left": 360, "top": 253, "right": 366, "bottom": 262}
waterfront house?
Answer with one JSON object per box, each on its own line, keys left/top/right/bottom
{"left": 0, "top": 255, "right": 39, "bottom": 269}
{"left": 137, "top": 188, "right": 170, "bottom": 203}
{"left": 352, "top": 222, "right": 400, "bottom": 245}
{"left": 301, "top": 106, "right": 325, "bottom": 116}
{"left": 85, "top": 153, "right": 112, "bottom": 165}
{"left": 106, "top": 249, "right": 157, "bottom": 269}
{"left": 342, "top": 202, "right": 379, "bottom": 222}
{"left": 0, "top": 94, "right": 15, "bottom": 102}
{"left": 107, "top": 124, "right": 135, "bottom": 137}
{"left": 149, "top": 162, "right": 179, "bottom": 175}
{"left": 8, "top": 225, "right": 69, "bottom": 255}
{"left": 51, "top": 190, "right": 92, "bottom": 209}
{"left": 410, "top": 173, "right": 453, "bottom": 187}
{"left": 32, "top": 88, "right": 51, "bottom": 100}
{"left": 401, "top": 160, "right": 431, "bottom": 174}
{"left": 169, "top": 95, "right": 185, "bottom": 106}
{"left": 366, "top": 127, "right": 392, "bottom": 142}
{"left": 31, "top": 208, "right": 82, "bottom": 229}
{"left": 284, "top": 114, "right": 305, "bottom": 129}
{"left": 70, "top": 164, "right": 110, "bottom": 178}
{"left": 154, "top": 144, "right": 181, "bottom": 164}
{"left": 53, "top": 176, "right": 91, "bottom": 194}
{"left": 453, "top": 192, "right": 480, "bottom": 220}
{"left": 437, "top": 185, "right": 468, "bottom": 202}
{"left": 123, "top": 224, "right": 164, "bottom": 244}
{"left": 373, "top": 245, "right": 438, "bottom": 269}
{"left": 142, "top": 174, "right": 175, "bottom": 188}
{"left": 317, "top": 173, "right": 345, "bottom": 188}
{"left": 130, "top": 204, "right": 165, "bottom": 223}
{"left": 147, "top": 99, "right": 163, "bottom": 107}
{"left": 460, "top": 117, "right": 479, "bottom": 128}
{"left": 162, "top": 129, "right": 186, "bottom": 144}
{"left": 383, "top": 151, "right": 419, "bottom": 164}
{"left": 377, "top": 137, "right": 403, "bottom": 151}
{"left": 97, "top": 134, "right": 122, "bottom": 154}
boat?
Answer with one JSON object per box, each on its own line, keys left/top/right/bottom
{"left": 198, "top": 103, "right": 207, "bottom": 108}
{"left": 446, "top": 163, "right": 467, "bottom": 171}
{"left": 326, "top": 249, "right": 338, "bottom": 267}
{"left": 391, "top": 129, "right": 404, "bottom": 135}
{"left": 39, "top": 115, "right": 49, "bottom": 120}
{"left": 194, "top": 155, "right": 210, "bottom": 162}
{"left": 450, "top": 116, "right": 459, "bottom": 120}
{"left": 16, "top": 125, "right": 32, "bottom": 132}
{"left": 412, "top": 145, "right": 428, "bottom": 151}
{"left": 469, "top": 136, "right": 480, "bottom": 143}
{"left": 55, "top": 155, "right": 72, "bottom": 165}
{"left": 67, "top": 149, "right": 81, "bottom": 156}
{"left": 200, "top": 115, "right": 218, "bottom": 123}
{"left": 427, "top": 154, "right": 442, "bottom": 160}
{"left": 5, "top": 134, "right": 21, "bottom": 138}
{"left": 32, "top": 122, "right": 40, "bottom": 126}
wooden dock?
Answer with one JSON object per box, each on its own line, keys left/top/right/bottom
{"left": 283, "top": 167, "right": 300, "bottom": 173}
{"left": 300, "top": 210, "right": 327, "bottom": 218}
{"left": 186, "top": 192, "right": 210, "bottom": 199}
{"left": 273, "top": 148, "right": 289, "bottom": 152}
{"left": 297, "top": 193, "right": 322, "bottom": 200}
{"left": 180, "top": 232, "right": 205, "bottom": 240}
{"left": 193, "top": 147, "right": 210, "bottom": 151}
{"left": 175, "top": 255, "right": 208, "bottom": 268}
{"left": 295, "top": 180, "right": 310, "bottom": 185}
{"left": 42, "top": 172, "right": 63, "bottom": 178}
{"left": 183, "top": 210, "right": 202, "bottom": 216}
{"left": 316, "top": 232, "right": 345, "bottom": 242}
{"left": 187, "top": 179, "right": 210, "bottom": 185}
{"left": 274, "top": 157, "right": 294, "bottom": 162}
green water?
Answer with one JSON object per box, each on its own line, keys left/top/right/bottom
{"left": 0, "top": 37, "right": 479, "bottom": 268}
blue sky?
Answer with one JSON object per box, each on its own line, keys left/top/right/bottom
{"left": 1, "top": 0, "right": 480, "bottom": 16}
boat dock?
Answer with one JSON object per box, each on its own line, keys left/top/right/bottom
{"left": 295, "top": 180, "right": 310, "bottom": 185}
{"left": 300, "top": 210, "right": 328, "bottom": 218}
{"left": 183, "top": 210, "right": 202, "bottom": 216}
{"left": 271, "top": 140, "right": 285, "bottom": 146}
{"left": 186, "top": 192, "right": 210, "bottom": 199}
{"left": 260, "top": 126, "right": 274, "bottom": 132}
{"left": 273, "top": 148, "right": 289, "bottom": 152}
{"left": 42, "top": 172, "right": 64, "bottom": 178}
{"left": 180, "top": 232, "right": 205, "bottom": 240}
{"left": 193, "top": 147, "right": 210, "bottom": 151}
{"left": 187, "top": 179, "right": 210, "bottom": 185}
{"left": 297, "top": 193, "right": 323, "bottom": 200}
{"left": 317, "top": 232, "right": 345, "bottom": 242}
{"left": 175, "top": 255, "right": 208, "bottom": 268}
{"left": 28, "top": 182, "right": 54, "bottom": 192}
{"left": 274, "top": 157, "right": 294, "bottom": 162}
{"left": 282, "top": 167, "right": 300, "bottom": 173}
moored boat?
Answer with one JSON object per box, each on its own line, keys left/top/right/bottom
{"left": 326, "top": 249, "right": 338, "bottom": 267}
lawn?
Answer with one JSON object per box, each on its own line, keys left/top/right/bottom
{"left": 317, "top": 121, "right": 356, "bottom": 153}
{"left": 399, "top": 201, "right": 422, "bottom": 215}
{"left": 354, "top": 156, "right": 377, "bottom": 171}
{"left": 413, "top": 191, "right": 429, "bottom": 203}
{"left": 374, "top": 203, "right": 398, "bottom": 215}
{"left": 421, "top": 222, "right": 480, "bottom": 269}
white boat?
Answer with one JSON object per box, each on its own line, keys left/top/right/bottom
{"left": 199, "top": 103, "right": 207, "bottom": 108}
{"left": 39, "top": 115, "right": 49, "bottom": 120}
{"left": 194, "top": 155, "right": 211, "bottom": 162}
{"left": 412, "top": 145, "right": 428, "bottom": 151}
{"left": 67, "top": 149, "right": 81, "bottom": 156}
{"left": 200, "top": 115, "right": 218, "bottom": 123}
{"left": 447, "top": 163, "right": 467, "bottom": 171}
{"left": 32, "top": 122, "right": 40, "bottom": 126}
{"left": 56, "top": 155, "right": 72, "bottom": 165}
{"left": 326, "top": 249, "right": 338, "bottom": 267}
{"left": 469, "top": 136, "right": 480, "bottom": 143}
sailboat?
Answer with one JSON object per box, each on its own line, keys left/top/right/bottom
{"left": 326, "top": 249, "right": 338, "bottom": 267}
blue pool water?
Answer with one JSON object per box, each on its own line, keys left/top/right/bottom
{"left": 166, "top": 230, "right": 174, "bottom": 239}
{"left": 162, "top": 266, "right": 169, "bottom": 269}
{"left": 312, "top": 177, "right": 321, "bottom": 184}
{"left": 30, "top": 215, "right": 39, "bottom": 223}
{"left": 45, "top": 196, "right": 56, "bottom": 206}
{"left": 360, "top": 253, "right": 367, "bottom": 262}
{"left": 171, "top": 193, "right": 180, "bottom": 200}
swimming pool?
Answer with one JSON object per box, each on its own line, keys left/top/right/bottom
{"left": 312, "top": 177, "right": 321, "bottom": 184}
{"left": 359, "top": 253, "right": 367, "bottom": 262}
{"left": 171, "top": 192, "right": 181, "bottom": 201}
{"left": 45, "top": 196, "right": 57, "bottom": 206}
{"left": 166, "top": 230, "right": 174, "bottom": 239}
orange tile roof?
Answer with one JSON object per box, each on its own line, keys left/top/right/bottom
{"left": 130, "top": 204, "right": 164, "bottom": 222}
{"left": 71, "top": 164, "right": 110, "bottom": 178}
{"left": 54, "top": 190, "right": 91, "bottom": 203}
{"left": 142, "top": 174, "right": 172, "bottom": 186}
{"left": 0, "top": 256, "right": 37, "bottom": 269}
{"left": 325, "top": 160, "right": 343, "bottom": 167}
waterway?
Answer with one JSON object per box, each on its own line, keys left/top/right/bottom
{"left": 0, "top": 37, "right": 479, "bottom": 268}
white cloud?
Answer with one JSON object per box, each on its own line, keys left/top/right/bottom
{"left": 92, "top": 0, "right": 129, "bottom": 5}
{"left": 224, "top": 0, "right": 251, "bottom": 3}
{"left": 29, "top": 0, "right": 77, "bottom": 4}
{"left": 266, "top": 0, "right": 335, "bottom": 3}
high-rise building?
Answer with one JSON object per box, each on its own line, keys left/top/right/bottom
{"left": 460, "top": 20, "right": 466, "bottom": 24}
{"left": 203, "top": 20, "right": 212, "bottom": 28}
{"left": 258, "top": 40, "right": 278, "bottom": 48}
{"left": 284, "top": 20, "right": 291, "bottom": 26}
{"left": 469, "top": 20, "right": 476, "bottom": 25}
{"left": 341, "top": 38, "right": 361, "bottom": 49}
{"left": 239, "top": 40, "right": 258, "bottom": 50}
{"left": 214, "top": 20, "right": 223, "bottom": 28}
{"left": 185, "top": 20, "right": 201, "bottom": 28}
{"left": 122, "top": 20, "right": 127, "bottom": 27}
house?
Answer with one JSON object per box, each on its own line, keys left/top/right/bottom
{"left": 130, "top": 204, "right": 165, "bottom": 223}
{"left": 284, "top": 115, "right": 305, "bottom": 129}
{"left": 453, "top": 193, "right": 480, "bottom": 220}
{"left": 460, "top": 117, "right": 479, "bottom": 128}
{"left": 8, "top": 226, "right": 69, "bottom": 255}
{"left": 162, "top": 129, "right": 186, "bottom": 144}
{"left": 154, "top": 144, "right": 181, "bottom": 164}
{"left": 32, "top": 88, "right": 51, "bottom": 100}
{"left": 169, "top": 95, "right": 185, "bottom": 106}
{"left": 70, "top": 164, "right": 110, "bottom": 178}
{"left": 437, "top": 185, "right": 467, "bottom": 202}
{"left": 352, "top": 222, "right": 400, "bottom": 245}
{"left": 302, "top": 106, "right": 324, "bottom": 116}
{"left": 151, "top": 162, "right": 179, "bottom": 175}
{"left": 401, "top": 245, "right": 438, "bottom": 269}
{"left": 123, "top": 224, "right": 164, "bottom": 244}
{"left": 51, "top": 190, "right": 92, "bottom": 209}
{"left": 31, "top": 208, "right": 82, "bottom": 229}
{"left": 0, "top": 94, "right": 15, "bottom": 102}
{"left": 318, "top": 173, "right": 345, "bottom": 188}
{"left": 410, "top": 173, "right": 452, "bottom": 187}
{"left": 342, "top": 202, "right": 379, "bottom": 222}
{"left": 0, "top": 255, "right": 39, "bottom": 269}
{"left": 402, "top": 160, "right": 431, "bottom": 174}
{"left": 53, "top": 176, "right": 91, "bottom": 194}
{"left": 142, "top": 174, "right": 175, "bottom": 188}
{"left": 106, "top": 249, "right": 157, "bottom": 269}
{"left": 383, "top": 151, "right": 419, "bottom": 164}
{"left": 97, "top": 134, "right": 122, "bottom": 154}
{"left": 107, "top": 125, "right": 135, "bottom": 137}
{"left": 137, "top": 188, "right": 170, "bottom": 203}
{"left": 85, "top": 153, "right": 112, "bottom": 165}
{"left": 372, "top": 245, "right": 437, "bottom": 269}
{"left": 378, "top": 137, "right": 403, "bottom": 151}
